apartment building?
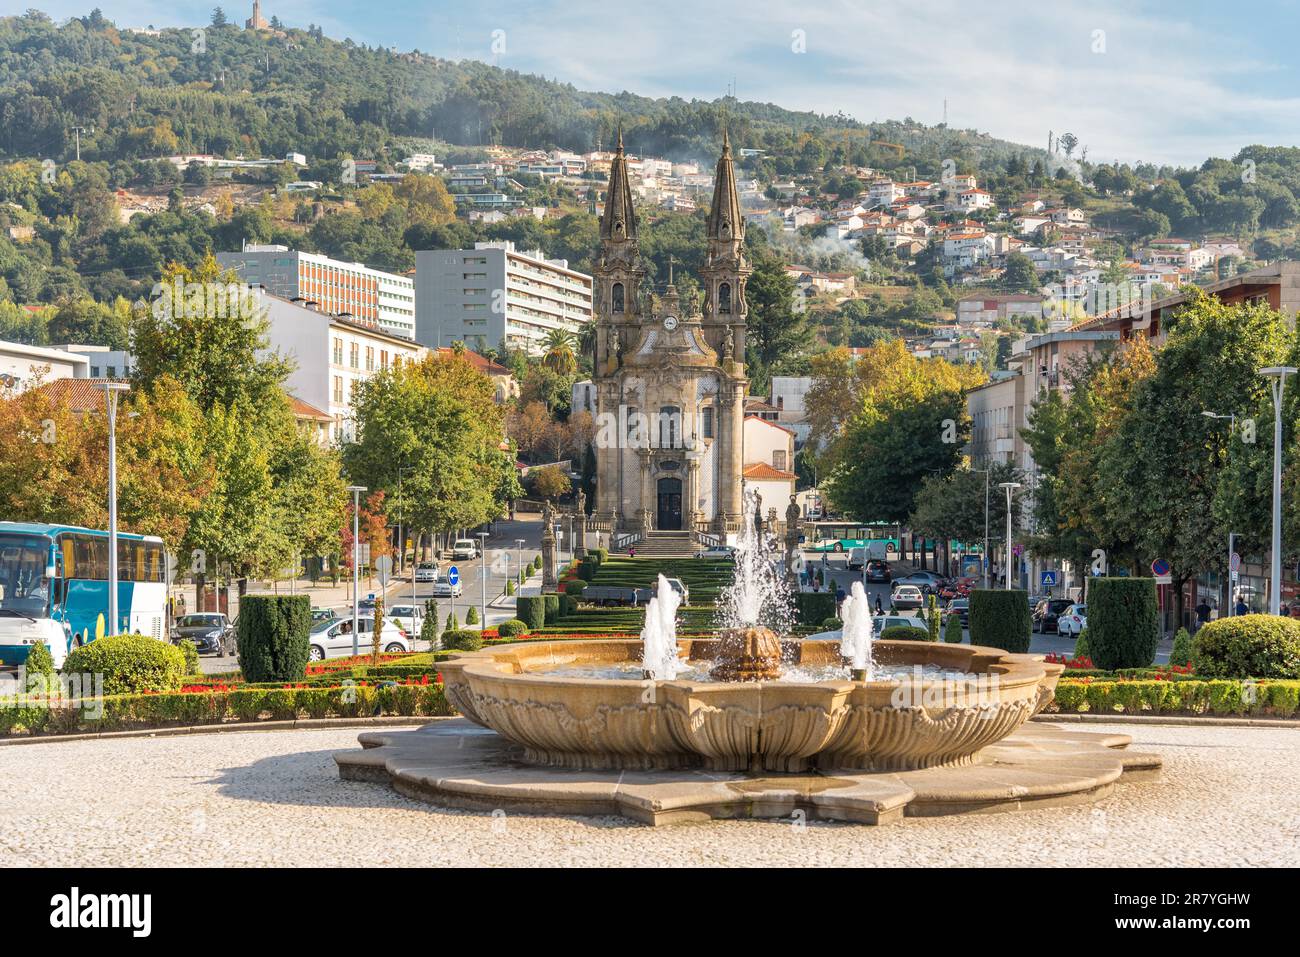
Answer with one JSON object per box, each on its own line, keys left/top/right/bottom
{"left": 216, "top": 245, "right": 416, "bottom": 339}
{"left": 414, "top": 241, "right": 593, "bottom": 356}
{"left": 256, "top": 291, "right": 428, "bottom": 442}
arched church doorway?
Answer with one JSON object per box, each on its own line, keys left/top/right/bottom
{"left": 656, "top": 477, "right": 683, "bottom": 530}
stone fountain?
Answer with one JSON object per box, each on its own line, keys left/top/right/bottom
{"left": 337, "top": 492, "right": 1161, "bottom": 825}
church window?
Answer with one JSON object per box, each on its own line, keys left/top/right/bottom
{"left": 659, "top": 406, "right": 681, "bottom": 449}
{"left": 718, "top": 282, "right": 732, "bottom": 314}
{"left": 702, "top": 406, "right": 715, "bottom": 439}
{"left": 612, "top": 282, "right": 625, "bottom": 313}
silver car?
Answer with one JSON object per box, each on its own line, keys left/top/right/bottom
{"left": 414, "top": 562, "right": 438, "bottom": 583}
{"left": 308, "top": 616, "right": 410, "bottom": 661}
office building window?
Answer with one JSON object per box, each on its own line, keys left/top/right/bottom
{"left": 332, "top": 376, "right": 343, "bottom": 403}
{"left": 350, "top": 342, "right": 359, "bottom": 368}
{"left": 332, "top": 338, "right": 343, "bottom": 364}
{"left": 365, "top": 346, "right": 375, "bottom": 371}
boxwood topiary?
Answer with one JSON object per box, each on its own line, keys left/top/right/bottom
{"left": 24, "top": 639, "right": 55, "bottom": 680}
{"left": 943, "top": 612, "right": 963, "bottom": 644}
{"left": 63, "top": 634, "right": 187, "bottom": 695}
{"left": 1073, "top": 628, "right": 1090, "bottom": 660}
{"left": 177, "top": 639, "right": 201, "bottom": 675}
{"left": 236, "top": 594, "right": 311, "bottom": 683}
{"left": 564, "top": 579, "right": 587, "bottom": 597}
{"left": 1193, "top": 614, "right": 1300, "bottom": 678}
{"left": 515, "top": 595, "right": 546, "bottom": 631}
{"left": 968, "top": 589, "right": 1032, "bottom": 653}
{"left": 1170, "top": 627, "right": 1194, "bottom": 668}
{"left": 879, "top": 625, "right": 932, "bottom": 642}
{"left": 497, "top": 618, "right": 529, "bottom": 638}
{"left": 1087, "top": 578, "right": 1159, "bottom": 670}
{"left": 543, "top": 593, "right": 561, "bottom": 624}
{"left": 440, "top": 629, "right": 483, "bottom": 652}
{"left": 821, "top": 616, "right": 843, "bottom": 630}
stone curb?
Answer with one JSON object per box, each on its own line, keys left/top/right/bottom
{"left": 1034, "top": 713, "right": 1300, "bottom": 729}
{"left": 0, "top": 715, "right": 426, "bottom": 747}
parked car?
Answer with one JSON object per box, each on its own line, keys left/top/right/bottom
{"left": 876, "top": 614, "right": 924, "bottom": 634}
{"left": 864, "top": 560, "right": 892, "bottom": 583}
{"left": 891, "top": 585, "right": 924, "bottom": 611}
{"left": 1056, "top": 603, "right": 1088, "bottom": 638}
{"left": 1033, "top": 598, "right": 1074, "bottom": 634}
{"left": 431, "top": 579, "right": 463, "bottom": 598}
{"left": 696, "top": 545, "right": 736, "bottom": 560}
{"left": 414, "top": 562, "right": 439, "bottom": 584}
{"left": 892, "top": 571, "right": 945, "bottom": 594}
{"left": 173, "top": 613, "right": 234, "bottom": 656}
{"left": 308, "top": 615, "right": 410, "bottom": 661}
{"left": 944, "top": 598, "right": 970, "bottom": 627}
{"left": 451, "top": 539, "right": 481, "bottom": 561}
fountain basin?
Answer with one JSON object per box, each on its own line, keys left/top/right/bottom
{"left": 439, "top": 639, "right": 1063, "bottom": 773}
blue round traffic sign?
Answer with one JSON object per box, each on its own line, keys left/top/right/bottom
{"left": 447, "top": 565, "right": 459, "bottom": 586}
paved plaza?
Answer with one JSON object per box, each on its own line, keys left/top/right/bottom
{"left": 0, "top": 720, "right": 1293, "bottom": 867}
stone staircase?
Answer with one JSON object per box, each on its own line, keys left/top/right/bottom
{"left": 626, "top": 530, "right": 697, "bottom": 559}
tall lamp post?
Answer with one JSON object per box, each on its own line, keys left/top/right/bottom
{"left": 1259, "top": 367, "right": 1297, "bottom": 615}
{"left": 477, "top": 531, "right": 490, "bottom": 631}
{"left": 970, "top": 467, "right": 992, "bottom": 590}
{"left": 98, "top": 382, "right": 131, "bottom": 635}
{"left": 346, "top": 485, "right": 367, "bottom": 656}
{"left": 516, "top": 538, "right": 525, "bottom": 587}
{"left": 998, "top": 481, "right": 1020, "bottom": 590}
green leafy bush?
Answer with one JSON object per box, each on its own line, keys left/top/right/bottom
{"left": 821, "top": 616, "right": 843, "bottom": 630}
{"left": 445, "top": 611, "right": 459, "bottom": 631}
{"left": 795, "top": 592, "right": 836, "bottom": 625}
{"left": 880, "top": 625, "right": 932, "bottom": 642}
{"left": 1088, "top": 578, "right": 1159, "bottom": 670}
{"left": 236, "top": 594, "right": 311, "bottom": 682}
{"left": 926, "top": 595, "right": 940, "bottom": 642}
{"left": 465, "top": 606, "right": 479, "bottom": 625}
{"left": 420, "top": 598, "right": 439, "bottom": 647}
{"left": 591, "top": 547, "right": 608, "bottom": 565}
{"left": 1073, "top": 628, "right": 1090, "bottom": 660}
{"left": 1193, "top": 614, "right": 1300, "bottom": 678}
{"left": 515, "top": 595, "right": 546, "bottom": 631}
{"left": 177, "top": 639, "right": 201, "bottom": 675}
{"left": 441, "top": 629, "right": 484, "bottom": 652}
{"left": 63, "top": 634, "right": 187, "bottom": 696}
{"left": 24, "top": 640, "right": 54, "bottom": 679}
{"left": 497, "top": 619, "right": 529, "bottom": 638}
{"left": 505, "top": 579, "right": 515, "bottom": 596}
{"left": 968, "top": 590, "right": 1031, "bottom": 653}
{"left": 1170, "top": 627, "right": 1194, "bottom": 668}
{"left": 943, "top": 612, "right": 963, "bottom": 644}
{"left": 564, "top": 579, "right": 587, "bottom": 597}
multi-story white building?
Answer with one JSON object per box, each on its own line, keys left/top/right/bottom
{"left": 414, "top": 241, "right": 593, "bottom": 356}
{"left": 216, "top": 245, "right": 416, "bottom": 339}
{"left": 256, "top": 291, "right": 428, "bottom": 442}
{"left": 0, "top": 340, "right": 88, "bottom": 391}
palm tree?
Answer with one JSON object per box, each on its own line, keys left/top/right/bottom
{"left": 541, "top": 329, "right": 577, "bottom": 376}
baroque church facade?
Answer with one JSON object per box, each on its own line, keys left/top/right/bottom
{"left": 590, "top": 133, "right": 749, "bottom": 536}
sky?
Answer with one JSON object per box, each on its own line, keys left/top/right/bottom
{"left": 23, "top": 0, "right": 1300, "bottom": 167}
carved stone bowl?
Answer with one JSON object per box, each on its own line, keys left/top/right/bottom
{"left": 437, "top": 639, "right": 1063, "bottom": 774}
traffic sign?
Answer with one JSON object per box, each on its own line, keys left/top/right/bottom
{"left": 375, "top": 554, "right": 393, "bottom": 586}
{"left": 1150, "top": 557, "right": 1171, "bottom": 577}
{"left": 1230, "top": 552, "right": 1241, "bottom": 573}
{"left": 1040, "top": 570, "right": 1058, "bottom": 588}
{"left": 448, "top": 565, "right": 460, "bottom": 586}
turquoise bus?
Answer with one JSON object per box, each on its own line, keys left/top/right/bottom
{"left": 805, "top": 521, "right": 902, "bottom": 556}
{"left": 0, "top": 522, "right": 167, "bottom": 668}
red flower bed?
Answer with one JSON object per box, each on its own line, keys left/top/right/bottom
{"left": 1044, "top": 653, "right": 1094, "bottom": 669}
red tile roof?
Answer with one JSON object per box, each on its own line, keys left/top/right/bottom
{"left": 743, "top": 462, "right": 797, "bottom": 481}
{"left": 34, "top": 378, "right": 127, "bottom": 413}
{"left": 436, "top": 347, "right": 512, "bottom": 377}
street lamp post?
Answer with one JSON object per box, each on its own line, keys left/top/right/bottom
{"left": 477, "top": 531, "right": 490, "bottom": 631}
{"left": 516, "top": 538, "right": 525, "bottom": 587}
{"left": 1203, "top": 412, "right": 1238, "bottom": 616}
{"left": 998, "top": 482, "right": 1020, "bottom": 591}
{"left": 98, "top": 382, "right": 131, "bottom": 635}
{"left": 346, "top": 485, "right": 367, "bottom": 656}
{"left": 1259, "top": 367, "right": 1297, "bottom": 615}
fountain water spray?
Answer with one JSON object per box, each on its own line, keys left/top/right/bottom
{"left": 839, "top": 581, "right": 874, "bottom": 681}
{"left": 716, "top": 487, "right": 795, "bottom": 634}
{"left": 641, "top": 574, "right": 684, "bottom": 680}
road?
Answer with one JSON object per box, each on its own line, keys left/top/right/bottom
{"left": 198, "top": 518, "right": 547, "bottom": 673}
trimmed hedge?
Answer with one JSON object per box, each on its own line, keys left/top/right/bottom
{"left": 1051, "top": 678, "right": 1300, "bottom": 717}
{"left": 497, "top": 618, "right": 529, "bottom": 638}
{"left": 943, "top": 613, "right": 963, "bottom": 644}
{"left": 440, "top": 629, "right": 483, "bottom": 651}
{"left": 564, "top": 579, "right": 587, "bottom": 597}
{"left": 63, "top": 633, "right": 187, "bottom": 696}
{"left": 543, "top": 593, "right": 561, "bottom": 624}
{"left": 795, "top": 592, "right": 836, "bottom": 626}
{"left": 0, "top": 682, "right": 453, "bottom": 736}
{"left": 879, "top": 625, "right": 932, "bottom": 642}
{"left": 968, "top": 590, "right": 1031, "bottom": 653}
{"left": 237, "top": 594, "right": 311, "bottom": 682}
{"left": 1088, "top": 578, "right": 1159, "bottom": 670}
{"left": 515, "top": 595, "right": 546, "bottom": 631}
{"left": 1193, "top": 614, "right": 1300, "bottom": 678}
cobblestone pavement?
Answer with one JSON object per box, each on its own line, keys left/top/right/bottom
{"left": 0, "top": 721, "right": 1294, "bottom": 867}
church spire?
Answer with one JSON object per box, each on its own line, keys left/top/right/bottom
{"left": 707, "top": 129, "right": 743, "bottom": 245}
{"left": 600, "top": 125, "right": 637, "bottom": 243}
